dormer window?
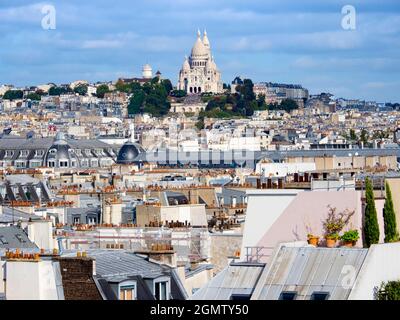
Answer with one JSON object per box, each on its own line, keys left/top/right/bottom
{"left": 154, "top": 280, "right": 169, "bottom": 300}
{"left": 5, "top": 150, "right": 14, "bottom": 157}
{"left": 59, "top": 160, "right": 68, "bottom": 167}
{"left": 49, "top": 149, "right": 57, "bottom": 155}
{"left": 119, "top": 282, "right": 137, "bottom": 300}
{"left": 279, "top": 291, "right": 297, "bottom": 300}
{"left": 311, "top": 292, "right": 330, "bottom": 300}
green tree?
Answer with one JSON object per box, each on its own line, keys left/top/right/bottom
{"left": 195, "top": 118, "right": 205, "bottom": 130}
{"left": 128, "top": 91, "right": 145, "bottom": 114}
{"left": 48, "top": 87, "right": 58, "bottom": 96}
{"left": 255, "top": 94, "right": 268, "bottom": 110}
{"left": 349, "top": 129, "right": 357, "bottom": 140}
{"left": 3, "top": 90, "right": 23, "bottom": 100}
{"left": 360, "top": 129, "right": 369, "bottom": 146}
{"left": 129, "top": 82, "right": 142, "bottom": 92}
{"left": 279, "top": 99, "right": 299, "bottom": 112}
{"left": 364, "top": 177, "right": 380, "bottom": 247}
{"left": 383, "top": 182, "right": 399, "bottom": 242}
{"left": 151, "top": 77, "right": 160, "bottom": 85}
{"left": 96, "top": 84, "right": 110, "bottom": 98}
{"left": 171, "top": 90, "right": 187, "bottom": 98}
{"left": 127, "top": 78, "right": 172, "bottom": 117}
{"left": 49, "top": 86, "right": 71, "bottom": 96}
{"left": 161, "top": 79, "right": 173, "bottom": 94}
{"left": 223, "top": 83, "right": 231, "bottom": 91}
{"left": 240, "top": 79, "right": 255, "bottom": 101}
{"left": 26, "top": 93, "right": 41, "bottom": 101}
{"left": 115, "top": 80, "right": 131, "bottom": 93}
{"left": 373, "top": 130, "right": 389, "bottom": 140}
{"left": 74, "top": 84, "right": 88, "bottom": 96}
{"left": 377, "top": 281, "right": 400, "bottom": 300}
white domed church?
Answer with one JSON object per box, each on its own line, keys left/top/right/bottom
{"left": 177, "top": 30, "right": 223, "bottom": 94}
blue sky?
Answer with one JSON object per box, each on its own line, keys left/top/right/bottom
{"left": 0, "top": 0, "right": 399, "bottom": 101}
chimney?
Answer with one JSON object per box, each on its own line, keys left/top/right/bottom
{"left": 188, "top": 189, "right": 196, "bottom": 204}
{"left": 136, "top": 243, "right": 177, "bottom": 268}
{"left": 57, "top": 255, "right": 101, "bottom": 300}
{"left": 27, "top": 220, "right": 55, "bottom": 250}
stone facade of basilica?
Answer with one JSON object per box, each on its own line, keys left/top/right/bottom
{"left": 177, "top": 30, "right": 223, "bottom": 95}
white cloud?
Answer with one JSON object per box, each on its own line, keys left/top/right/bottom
{"left": 0, "top": 2, "right": 47, "bottom": 22}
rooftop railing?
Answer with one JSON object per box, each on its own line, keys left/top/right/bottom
{"left": 244, "top": 246, "right": 274, "bottom": 263}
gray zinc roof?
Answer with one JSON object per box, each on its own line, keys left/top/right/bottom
{"left": 0, "top": 225, "right": 38, "bottom": 249}
{"left": 191, "top": 262, "right": 265, "bottom": 300}
{"left": 0, "top": 207, "right": 43, "bottom": 224}
{"left": 61, "top": 249, "right": 167, "bottom": 281}
{"left": 252, "top": 246, "right": 368, "bottom": 300}
{"left": 0, "top": 137, "right": 114, "bottom": 151}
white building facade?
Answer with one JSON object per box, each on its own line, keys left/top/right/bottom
{"left": 177, "top": 30, "right": 223, "bottom": 95}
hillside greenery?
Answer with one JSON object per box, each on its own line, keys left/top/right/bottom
{"left": 127, "top": 77, "right": 172, "bottom": 117}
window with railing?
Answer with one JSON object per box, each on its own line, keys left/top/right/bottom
{"left": 244, "top": 246, "right": 273, "bottom": 263}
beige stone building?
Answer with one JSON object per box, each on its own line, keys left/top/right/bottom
{"left": 286, "top": 154, "right": 397, "bottom": 171}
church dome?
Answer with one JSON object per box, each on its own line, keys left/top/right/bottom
{"left": 45, "top": 132, "right": 78, "bottom": 167}
{"left": 191, "top": 31, "right": 208, "bottom": 59}
{"left": 116, "top": 141, "right": 144, "bottom": 164}
{"left": 143, "top": 64, "right": 152, "bottom": 71}
{"left": 142, "top": 64, "right": 153, "bottom": 79}
{"left": 54, "top": 132, "right": 68, "bottom": 145}
{"left": 202, "top": 30, "right": 211, "bottom": 57}
{"left": 182, "top": 57, "right": 190, "bottom": 70}
{"left": 203, "top": 30, "right": 210, "bottom": 48}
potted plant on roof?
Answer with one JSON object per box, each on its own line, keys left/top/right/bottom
{"left": 323, "top": 206, "right": 355, "bottom": 248}
{"left": 305, "top": 224, "right": 320, "bottom": 246}
{"left": 307, "top": 233, "right": 320, "bottom": 246}
{"left": 325, "top": 232, "right": 340, "bottom": 247}
{"left": 340, "top": 229, "right": 360, "bottom": 247}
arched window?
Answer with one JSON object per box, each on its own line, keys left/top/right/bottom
{"left": 198, "top": 87, "right": 201, "bottom": 93}
{"left": 194, "top": 87, "right": 197, "bottom": 93}
{"left": 190, "top": 87, "right": 193, "bottom": 93}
